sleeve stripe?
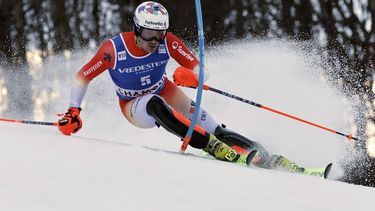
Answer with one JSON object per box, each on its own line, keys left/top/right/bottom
{"left": 164, "top": 35, "right": 171, "bottom": 58}
{"left": 110, "top": 39, "right": 117, "bottom": 69}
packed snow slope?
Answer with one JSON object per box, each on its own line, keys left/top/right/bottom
{"left": 1, "top": 39, "right": 373, "bottom": 210}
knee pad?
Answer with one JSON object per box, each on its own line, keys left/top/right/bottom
{"left": 146, "top": 95, "right": 185, "bottom": 137}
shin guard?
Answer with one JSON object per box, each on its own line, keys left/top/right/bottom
{"left": 146, "top": 95, "right": 210, "bottom": 149}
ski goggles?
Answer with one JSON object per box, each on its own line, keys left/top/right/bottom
{"left": 139, "top": 28, "right": 166, "bottom": 42}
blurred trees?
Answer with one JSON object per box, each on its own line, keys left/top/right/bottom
{"left": 0, "top": 0, "right": 374, "bottom": 186}
{"left": 0, "top": 0, "right": 32, "bottom": 116}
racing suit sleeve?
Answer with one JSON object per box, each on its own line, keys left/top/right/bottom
{"left": 166, "top": 33, "right": 208, "bottom": 82}
{"left": 166, "top": 33, "right": 199, "bottom": 69}
{"left": 69, "top": 40, "right": 115, "bottom": 107}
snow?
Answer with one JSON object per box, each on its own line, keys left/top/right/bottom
{"left": 1, "top": 40, "right": 374, "bottom": 210}
{"left": 1, "top": 123, "right": 374, "bottom": 211}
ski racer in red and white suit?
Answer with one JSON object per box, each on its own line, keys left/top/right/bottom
{"left": 58, "top": 1, "right": 284, "bottom": 169}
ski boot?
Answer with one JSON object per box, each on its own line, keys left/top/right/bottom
{"left": 214, "top": 125, "right": 269, "bottom": 166}
{"left": 204, "top": 134, "right": 250, "bottom": 165}
{"left": 269, "top": 155, "right": 304, "bottom": 173}
{"left": 269, "top": 155, "right": 332, "bottom": 178}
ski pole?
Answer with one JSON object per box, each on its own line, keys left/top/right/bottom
{"left": 0, "top": 117, "right": 57, "bottom": 126}
{"left": 180, "top": 0, "right": 205, "bottom": 152}
{"left": 198, "top": 84, "right": 358, "bottom": 142}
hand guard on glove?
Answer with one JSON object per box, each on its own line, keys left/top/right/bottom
{"left": 58, "top": 107, "right": 82, "bottom": 136}
{"left": 173, "top": 66, "right": 199, "bottom": 88}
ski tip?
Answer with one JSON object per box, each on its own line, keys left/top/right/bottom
{"left": 324, "top": 163, "right": 333, "bottom": 179}
{"left": 246, "top": 150, "right": 258, "bottom": 166}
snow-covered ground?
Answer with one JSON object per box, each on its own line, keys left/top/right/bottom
{"left": 1, "top": 40, "right": 373, "bottom": 210}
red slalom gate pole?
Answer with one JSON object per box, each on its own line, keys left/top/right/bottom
{"left": 199, "top": 84, "right": 358, "bottom": 142}
{"left": 0, "top": 117, "right": 57, "bottom": 126}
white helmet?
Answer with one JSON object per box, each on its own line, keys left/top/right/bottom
{"left": 133, "top": 1, "right": 169, "bottom": 31}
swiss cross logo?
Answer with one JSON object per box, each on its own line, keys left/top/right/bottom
{"left": 141, "top": 75, "right": 151, "bottom": 86}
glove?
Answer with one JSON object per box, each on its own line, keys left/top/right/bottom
{"left": 173, "top": 66, "right": 198, "bottom": 88}
{"left": 58, "top": 107, "right": 82, "bottom": 136}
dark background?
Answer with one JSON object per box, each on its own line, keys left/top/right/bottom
{"left": 0, "top": 0, "right": 374, "bottom": 187}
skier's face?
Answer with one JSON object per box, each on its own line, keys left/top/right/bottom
{"left": 137, "top": 36, "right": 160, "bottom": 53}
{"left": 136, "top": 28, "right": 166, "bottom": 53}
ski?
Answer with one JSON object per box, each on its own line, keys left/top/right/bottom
{"left": 246, "top": 150, "right": 258, "bottom": 166}
{"left": 198, "top": 146, "right": 331, "bottom": 178}
{"left": 324, "top": 163, "right": 333, "bottom": 179}
{"left": 302, "top": 163, "right": 333, "bottom": 179}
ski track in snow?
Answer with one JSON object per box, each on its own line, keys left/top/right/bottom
{"left": 1, "top": 40, "right": 373, "bottom": 210}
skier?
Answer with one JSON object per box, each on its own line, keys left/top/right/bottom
{"left": 57, "top": 1, "right": 309, "bottom": 173}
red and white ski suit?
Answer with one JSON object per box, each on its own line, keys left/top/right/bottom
{"left": 69, "top": 32, "right": 218, "bottom": 133}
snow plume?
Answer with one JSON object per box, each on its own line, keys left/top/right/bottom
{"left": 202, "top": 38, "right": 354, "bottom": 176}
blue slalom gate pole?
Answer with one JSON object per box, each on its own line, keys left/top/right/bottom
{"left": 181, "top": 0, "right": 205, "bottom": 152}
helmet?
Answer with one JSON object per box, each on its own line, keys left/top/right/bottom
{"left": 133, "top": 1, "right": 169, "bottom": 32}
